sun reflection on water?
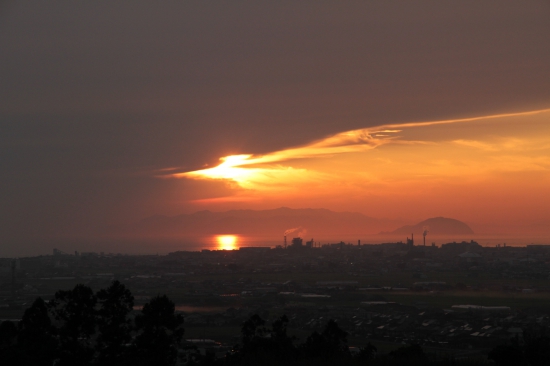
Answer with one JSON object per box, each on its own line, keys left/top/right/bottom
{"left": 215, "top": 235, "right": 238, "bottom": 250}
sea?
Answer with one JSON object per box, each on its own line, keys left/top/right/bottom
{"left": 14, "top": 234, "right": 550, "bottom": 257}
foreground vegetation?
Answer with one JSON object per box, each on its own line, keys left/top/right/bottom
{"left": 0, "top": 281, "right": 183, "bottom": 366}
{"left": 1, "top": 282, "right": 550, "bottom": 365}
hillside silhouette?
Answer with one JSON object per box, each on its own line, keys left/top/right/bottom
{"left": 119, "top": 207, "right": 403, "bottom": 238}
{"left": 386, "top": 217, "right": 474, "bottom": 236}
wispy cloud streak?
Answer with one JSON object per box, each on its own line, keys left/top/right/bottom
{"left": 168, "top": 108, "right": 550, "bottom": 185}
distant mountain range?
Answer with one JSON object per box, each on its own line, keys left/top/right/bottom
{"left": 383, "top": 217, "right": 474, "bottom": 236}
{"left": 114, "top": 208, "right": 473, "bottom": 239}
{"left": 117, "top": 207, "right": 402, "bottom": 238}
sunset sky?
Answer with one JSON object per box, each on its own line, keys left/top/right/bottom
{"left": 173, "top": 109, "right": 550, "bottom": 234}
{"left": 1, "top": 1, "right": 549, "bottom": 253}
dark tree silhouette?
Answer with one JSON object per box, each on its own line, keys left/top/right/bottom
{"left": 0, "top": 320, "right": 17, "bottom": 348}
{"left": 94, "top": 280, "right": 135, "bottom": 366}
{"left": 322, "top": 319, "right": 349, "bottom": 355}
{"left": 271, "top": 314, "right": 294, "bottom": 350}
{"left": 17, "top": 297, "right": 59, "bottom": 366}
{"left": 133, "top": 294, "right": 184, "bottom": 366}
{"left": 0, "top": 320, "right": 19, "bottom": 365}
{"left": 50, "top": 284, "right": 98, "bottom": 366}
{"left": 523, "top": 331, "right": 550, "bottom": 366}
{"left": 301, "top": 319, "right": 350, "bottom": 361}
{"left": 241, "top": 314, "right": 266, "bottom": 346}
{"left": 357, "top": 342, "right": 377, "bottom": 362}
{"left": 0, "top": 282, "right": 190, "bottom": 366}
{"left": 225, "top": 314, "right": 297, "bottom": 366}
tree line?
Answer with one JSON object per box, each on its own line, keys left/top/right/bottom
{"left": 0, "top": 281, "right": 183, "bottom": 366}
{"left": 1, "top": 281, "right": 550, "bottom": 365}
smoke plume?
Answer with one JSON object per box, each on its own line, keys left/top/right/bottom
{"left": 284, "top": 226, "right": 307, "bottom": 237}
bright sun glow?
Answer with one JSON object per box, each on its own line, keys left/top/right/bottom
{"left": 216, "top": 235, "right": 238, "bottom": 250}
{"left": 185, "top": 155, "right": 259, "bottom": 183}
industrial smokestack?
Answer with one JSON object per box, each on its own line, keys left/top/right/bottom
{"left": 284, "top": 236, "right": 287, "bottom": 248}
{"left": 423, "top": 227, "right": 428, "bottom": 246}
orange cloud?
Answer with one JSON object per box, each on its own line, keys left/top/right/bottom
{"left": 171, "top": 108, "right": 549, "bottom": 180}
{"left": 163, "top": 108, "right": 550, "bottom": 232}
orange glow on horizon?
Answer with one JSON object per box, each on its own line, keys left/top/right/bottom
{"left": 164, "top": 108, "right": 550, "bottom": 233}
{"left": 216, "top": 235, "right": 238, "bottom": 250}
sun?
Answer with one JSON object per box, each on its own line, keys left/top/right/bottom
{"left": 216, "top": 235, "right": 238, "bottom": 250}
{"left": 186, "top": 155, "right": 258, "bottom": 184}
